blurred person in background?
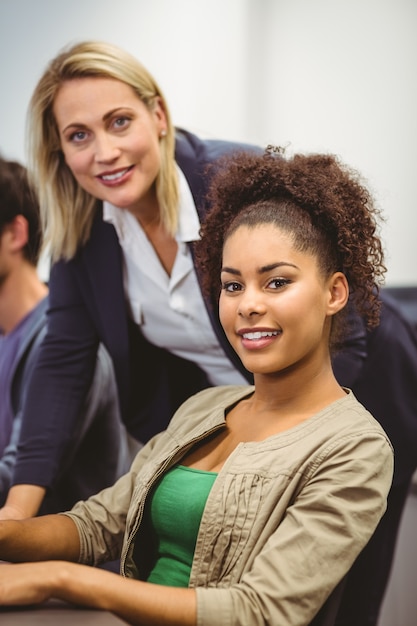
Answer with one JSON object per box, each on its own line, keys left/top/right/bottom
{"left": 0, "top": 155, "right": 134, "bottom": 518}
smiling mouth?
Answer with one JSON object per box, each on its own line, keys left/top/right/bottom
{"left": 242, "top": 331, "right": 280, "bottom": 340}
{"left": 99, "top": 166, "right": 132, "bottom": 181}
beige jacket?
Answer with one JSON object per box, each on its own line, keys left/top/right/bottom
{"left": 64, "top": 386, "right": 393, "bottom": 626}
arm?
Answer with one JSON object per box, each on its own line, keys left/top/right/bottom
{"left": 0, "top": 485, "right": 196, "bottom": 625}
{"left": 63, "top": 431, "right": 163, "bottom": 566}
{"left": 12, "top": 260, "right": 100, "bottom": 495}
{"left": 0, "top": 413, "right": 22, "bottom": 507}
{"left": 0, "top": 560, "right": 197, "bottom": 626}
{"left": 0, "top": 484, "right": 46, "bottom": 520}
{"left": 0, "top": 485, "right": 46, "bottom": 520}
{"left": 0, "top": 395, "right": 46, "bottom": 518}
{"left": 0, "top": 513, "right": 80, "bottom": 562}
{"left": 0, "top": 432, "right": 198, "bottom": 626}
{"left": 0, "top": 356, "right": 46, "bottom": 518}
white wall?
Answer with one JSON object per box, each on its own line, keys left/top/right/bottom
{"left": 0, "top": 0, "right": 416, "bottom": 286}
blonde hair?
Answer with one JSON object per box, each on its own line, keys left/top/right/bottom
{"left": 27, "top": 40, "right": 178, "bottom": 261}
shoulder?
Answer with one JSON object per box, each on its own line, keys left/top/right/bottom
{"left": 167, "top": 385, "right": 254, "bottom": 433}
{"left": 272, "top": 392, "right": 394, "bottom": 468}
{"left": 379, "top": 289, "right": 417, "bottom": 340}
{"left": 175, "top": 128, "right": 262, "bottom": 170}
{"left": 16, "top": 298, "right": 48, "bottom": 359}
{"left": 317, "top": 392, "right": 394, "bottom": 468}
{"left": 174, "top": 128, "right": 262, "bottom": 211}
{"left": 327, "top": 390, "right": 390, "bottom": 435}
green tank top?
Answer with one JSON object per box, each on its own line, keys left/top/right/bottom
{"left": 144, "top": 464, "right": 217, "bottom": 587}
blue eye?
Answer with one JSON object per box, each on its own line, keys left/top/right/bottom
{"left": 69, "top": 130, "right": 88, "bottom": 143}
{"left": 113, "top": 116, "right": 130, "bottom": 129}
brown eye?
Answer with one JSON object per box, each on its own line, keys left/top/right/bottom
{"left": 222, "top": 282, "right": 242, "bottom": 293}
{"left": 268, "top": 278, "right": 291, "bottom": 289}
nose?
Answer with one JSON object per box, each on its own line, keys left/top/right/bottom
{"left": 94, "top": 133, "right": 121, "bottom": 163}
{"left": 237, "top": 288, "right": 266, "bottom": 318}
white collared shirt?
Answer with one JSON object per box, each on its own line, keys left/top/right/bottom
{"left": 103, "top": 166, "right": 248, "bottom": 386}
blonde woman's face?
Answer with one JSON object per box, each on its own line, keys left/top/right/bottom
{"left": 53, "top": 76, "right": 167, "bottom": 217}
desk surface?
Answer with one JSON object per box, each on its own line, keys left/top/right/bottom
{"left": 0, "top": 599, "right": 128, "bottom": 624}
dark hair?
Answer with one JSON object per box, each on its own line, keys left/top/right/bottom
{"left": 0, "top": 156, "right": 42, "bottom": 265}
{"left": 196, "top": 150, "right": 386, "bottom": 344}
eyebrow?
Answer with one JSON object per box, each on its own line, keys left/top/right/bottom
{"left": 61, "top": 122, "right": 87, "bottom": 134}
{"left": 221, "top": 261, "right": 299, "bottom": 275}
{"left": 61, "top": 107, "right": 133, "bottom": 134}
{"left": 102, "top": 106, "right": 133, "bottom": 123}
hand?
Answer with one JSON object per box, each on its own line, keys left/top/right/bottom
{"left": 0, "top": 561, "right": 60, "bottom": 606}
{"left": 0, "top": 504, "right": 28, "bottom": 521}
{"left": 0, "top": 485, "right": 46, "bottom": 520}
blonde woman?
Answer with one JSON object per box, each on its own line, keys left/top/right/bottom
{"left": 2, "top": 40, "right": 260, "bottom": 520}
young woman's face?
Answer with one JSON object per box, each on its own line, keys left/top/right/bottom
{"left": 53, "top": 77, "right": 167, "bottom": 216}
{"left": 219, "top": 224, "right": 347, "bottom": 378}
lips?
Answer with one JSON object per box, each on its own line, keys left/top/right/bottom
{"left": 242, "top": 330, "right": 280, "bottom": 340}
{"left": 97, "top": 165, "right": 133, "bottom": 183}
{"left": 237, "top": 328, "right": 282, "bottom": 351}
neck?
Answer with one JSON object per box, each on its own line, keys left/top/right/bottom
{"left": 0, "top": 263, "right": 48, "bottom": 334}
{"left": 251, "top": 357, "right": 345, "bottom": 418}
{"left": 127, "top": 184, "right": 161, "bottom": 227}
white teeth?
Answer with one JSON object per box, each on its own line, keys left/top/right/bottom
{"left": 243, "top": 331, "right": 278, "bottom": 340}
{"left": 101, "top": 169, "right": 128, "bottom": 181}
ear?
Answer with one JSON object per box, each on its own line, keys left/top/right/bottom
{"left": 152, "top": 96, "right": 168, "bottom": 137}
{"left": 326, "top": 272, "right": 349, "bottom": 317}
{"left": 3, "top": 215, "right": 29, "bottom": 253}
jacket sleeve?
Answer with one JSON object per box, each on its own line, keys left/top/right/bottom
{"left": 60, "top": 431, "right": 164, "bottom": 565}
{"left": 12, "top": 259, "right": 99, "bottom": 490}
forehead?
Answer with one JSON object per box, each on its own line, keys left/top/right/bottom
{"left": 53, "top": 76, "right": 142, "bottom": 123}
{"left": 222, "top": 223, "right": 318, "bottom": 269}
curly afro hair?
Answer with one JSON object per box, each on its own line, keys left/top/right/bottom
{"left": 195, "top": 149, "right": 386, "bottom": 342}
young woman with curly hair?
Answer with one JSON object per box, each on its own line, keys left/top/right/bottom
{"left": 0, "top": 150, "right": 393, "bottom": 626}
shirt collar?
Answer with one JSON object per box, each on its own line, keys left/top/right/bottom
{"left": 103, "top": 164, "right": 201, "bottom": 243}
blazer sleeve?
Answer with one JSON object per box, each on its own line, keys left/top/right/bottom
{"left": 12, "top": 259, "right": 100, "bottom": 490}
